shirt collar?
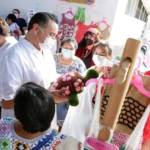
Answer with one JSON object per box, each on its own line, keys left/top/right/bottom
{"left": 19, "top": 37, "right": 39, "bottom": 54}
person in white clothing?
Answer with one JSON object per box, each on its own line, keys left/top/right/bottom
{"left": 0, "top": 18, "right": 17, "bottom": 69}
{"left": 7, "top": 14, "right": 22, "bottom": 40}
{"left": 1, "top": 12, "right": 67, "bottom": 118}
{"left": 0, "top": 18, "right": 17, "bottom": 117}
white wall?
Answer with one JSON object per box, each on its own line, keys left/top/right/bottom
{"left": 109, "top": 0, "right": 146, "bottom": 46}
{"left": 0, "top": 0, "right": 118, "bottom": 28}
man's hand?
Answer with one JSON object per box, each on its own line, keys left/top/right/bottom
{"left": 50, "top": 89, "right": 68, "bottom": 104}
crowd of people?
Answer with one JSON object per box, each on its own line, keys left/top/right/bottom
{"left": 1, "top": 9, "right": 143, "bottom": 149}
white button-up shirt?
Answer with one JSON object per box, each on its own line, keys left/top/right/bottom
{"left": 0, "top": 36, "right": 17, "bottom": 70}
{"left": 1, "top": 37, "right": 57, "bottom": 118}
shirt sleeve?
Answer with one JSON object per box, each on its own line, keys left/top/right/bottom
{"left": 1, "top": 51, "right": 23, "bottom": 100}
{"left": 20, "top": 18, "right": 27, "bottom": 27}
{"left": 9, "top": 23, "right": 20, "bottom": 32}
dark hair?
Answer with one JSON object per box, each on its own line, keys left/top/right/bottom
{"left": 28, "top": 12, "right": 58, "bottom": 31}
{"left": 14, "top": 82, "right": 55, "bottom": 134}
{"left": 7, "top": 14, "right": 17, "bottom": 22}
{"left": 0, "top": 18, "right": 10, "bottom": 36}
{"left": 94, "top": 41, "right": 112, "bottom": 57}
{"left": 13, "top": 9, "right": 20, "bottom": 14}
{"left": 61, "top": 37, "right": 78, "bottom": 50}
{"left": 78, "top": 31, "right": 99, "bottom": 47}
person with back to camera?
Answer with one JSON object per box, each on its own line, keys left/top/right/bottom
{"left": 0, "top": 82, "right": 66, "bottom": 149}
{"left": 75, "top": 28, "right": 100, "bottom": 69}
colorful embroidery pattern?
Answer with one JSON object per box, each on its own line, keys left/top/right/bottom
{"left": 53, "top": 53, "right": 86, "bottom": 74}
{"left": 0, "top": 139, "right": 10, "bottom": 150}
{"left": 15, "top": 141, "right": 29, "bottom": 150}
{"left": 0, "top": 118, "right": 66, "bottom": 149}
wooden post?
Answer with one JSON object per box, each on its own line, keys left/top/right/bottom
{"left": 98, "top": 38, "right": 141, "bottom": 141}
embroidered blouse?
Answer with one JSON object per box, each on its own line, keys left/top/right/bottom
{"left": 0, "top": 117, "right": 66, "bottom": 150}
{"left": 53, "top": 53, "right": 86, "bottom": 74}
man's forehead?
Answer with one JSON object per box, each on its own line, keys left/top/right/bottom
{"left": 46, "top": 20, "right": 58, "bottom": 30}
{"left": 48, "top": 19, "right": 58, "bottom": 26}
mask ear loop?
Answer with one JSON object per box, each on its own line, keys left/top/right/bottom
{"left": 39, "top": 27, "right": 46, "bottom": 39}
{"left": 39, "top": 26, "right": 56, "bottom": 40}
{"left": 35, "top": 33, "right": 40, "bottom": 43}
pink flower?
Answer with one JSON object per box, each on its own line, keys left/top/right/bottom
{"left": 74, "top": 82, "right": 79, "bottom": 87}
{"left": 66, "top": 76, "right": 71, "bottom": 81}
{"left": 63, "top": 77, "right": 67, "bottom": 81}
{"left": 77, "top": 79, "right": 82, "bottom": 83}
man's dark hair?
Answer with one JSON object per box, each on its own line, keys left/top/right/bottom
{"left": 61, "top": 37, "right": 78, "bottom": 50}
{"left": 13, "top": 9, "right": 20, "bottom": 14}
{"left": 28, "top": 12, "right": 58, "bottom": 31}
{"left": 7, "top": 14, "right": 17, "bottom": 23}
{"left": 0, "top": 18, "right": 10, "bottom": 36}
{"left": 14, "top": 82, "right": 55, "bottom": 134}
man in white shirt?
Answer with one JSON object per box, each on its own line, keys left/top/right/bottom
{"left": 1, "top": 12, "right": 66, "bottom": 118}
{"left": 0, "top": 18, "right": 17, "bottom": 69}
{"left": 0, "top": 18, "right": 17, "bottom": 117}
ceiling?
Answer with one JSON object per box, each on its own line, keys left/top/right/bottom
{"left": 142, "top": 0, "right": 150, "bottom": 14}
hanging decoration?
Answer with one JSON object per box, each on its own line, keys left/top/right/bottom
{"left": 27, "top": 10, "right": 34, "bottom": 24}
{"left": 75, "top": 7, "right": 86, "bottom": 23}
{"left": 96, "top": 17, "right": 111, "bottom": 40}
{"left": 60, "top": 0, "right": 95, "bottom": 5}
{"left": 59, "top": 8, "right": 76, "bottom": 40}
{"left": 75, "top": 21, "right": 97, "bottom": 42}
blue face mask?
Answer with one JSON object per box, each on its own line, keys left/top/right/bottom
{"left": 62, "top": 48, "right": 75, "bottom": 59}
{"left": 14, "top": 14, "right": 19, "bottom": 19}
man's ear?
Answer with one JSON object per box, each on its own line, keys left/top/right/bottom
{"left": 32, "top": 23, "right": 39, "bottom": 35}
